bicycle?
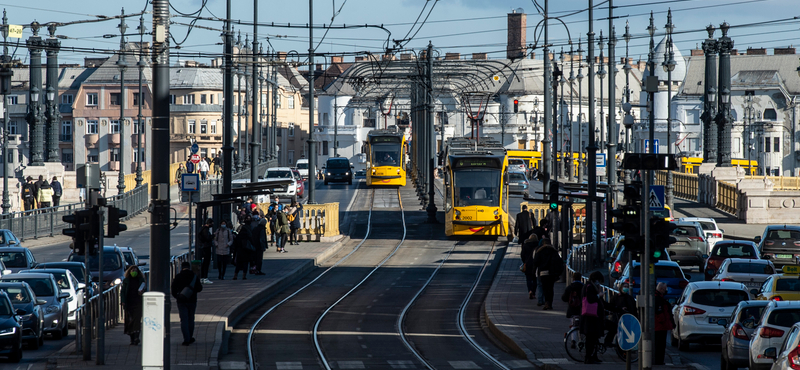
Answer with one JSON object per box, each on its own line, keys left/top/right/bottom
{"left": 563, "top": 316, "right": 639, "bottom": 363}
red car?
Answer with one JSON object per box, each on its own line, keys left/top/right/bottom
{"left": 703, "top": 240, "right": 760, "bottom": 280}
{"left": 292, "top": 169, "right": 305, "bottom": 198}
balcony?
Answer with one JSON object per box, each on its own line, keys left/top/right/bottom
{"left": 109, "top": 133, "right": 120, "bottom": 145}
{"left": 132, "top": 135, "right": 145, "bottom": 146}
{"left": 85, "top": 134, "right": 99, "bottom": 148}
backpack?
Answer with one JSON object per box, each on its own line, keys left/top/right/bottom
{"left": 22, "top": 184, "right": 33, "bottom": 200}
{"left": 568, "top": 287, "right": 582, "bottom": 309}
{"left": 287, "top": 213, "right": 296, "bottom": 222}
{"left": 549, "top": 252, "right": 564, "bottom": 277}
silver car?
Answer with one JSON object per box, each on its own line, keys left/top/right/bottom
{"left": 667, "top": 222, "right": 708, "bottom": 272}
{"left": 507, "top": 172, "right": 530, "bottom": 197}
{"left": 767, "top": 321, "right": 800, "bottom": 370}
{"left": 508, "top": 158, "right": 527, "bottom": 174}
{"left": 719, "top": 300, "right": 769, "bottom": 370}
{"left": 0, "top": 273, "right": 69, "bottom": 339}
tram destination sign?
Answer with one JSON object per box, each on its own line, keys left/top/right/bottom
{"left": 453, "top": 158, "right": 501, "bottom": 169}
{"left": 370, "top": 136, "right": 401, "bottom": 143}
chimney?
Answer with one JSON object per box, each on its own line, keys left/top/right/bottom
{"left": 316, "top": 64, "right": 323, "bottom": 71}
{"left": 331, "top": 56, "right": 343, "bottom": 64}
{"left": 774, "top": 47, "right": 796, "bottom": 55}
{"left": 731, "top": 49, "right": 739, "bottom": 55}
{"left": 355, "top": 56, "right": 366, "bottom": 62}
{"left": 506, "top": 10, "right": 527, "bottom": 59}
{"left": 472, "top": 53, "right": 487, "bottom": 60}
{"left": 445, "top": 53, "right": 460, "bottom": 60}
{"left": 637, "top": 60, "right": 647, "bottom": 71}
{"left": 746, "top": 47, "right": 767, "bottom": 55}
{"left": 690, "top": 49, "right": 704, "bottom": 56}
{"left": 277, "top": 51, "right": 287, "bottom": 61}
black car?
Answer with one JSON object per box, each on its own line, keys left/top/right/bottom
{"left": 323, "top": 157, "right": 353, "bottom": 185}
{"left": 0, "top": 291, "right": 22, "bottom": 362}
{"left": 67, "top": 246, "right": 127, "bottom": 289}
{"left": 755, "top": 225, "right": 800, "bottom": 266}
{"left": 0, "top": 282, "right": 43, "bottom": 350}
{"left": 34, "top": 262, "right": 94, "bottom": 296}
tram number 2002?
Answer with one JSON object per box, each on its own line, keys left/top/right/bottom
{"left": 461, "top": 216, "right": 473, "bottom": 220}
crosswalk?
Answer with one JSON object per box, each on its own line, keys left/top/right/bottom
{"left": 220, "top": 360, "right": 536, "bottom": 370}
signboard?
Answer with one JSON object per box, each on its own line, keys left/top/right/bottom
{"left": 190, "top": 143, "right": 199, "bottom": 154}
{"left": 596, "top": 153, "right": 607, "bottom": 177}
{"left": 617, "top": 313, "right": 641, "bottom": 351}
{"left": 190, "top": 154, "right": 201, "bottom": 164}
{"left": 644, "top": 139, "right": 660, "bottom": 154}
{"left": 649, "top": 185, "right": 665, "bottom": 211}
{"left": 181, "top": 173, "right": 200, "bottom": 192}
{"left": 453, "top": 158, "right": 501, "bottom": 169}
{"left": 7, "top": 25, "right": 22, "bottom": 39}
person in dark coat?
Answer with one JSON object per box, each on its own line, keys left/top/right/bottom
{"left": 532, "top": 218, "right": 549, "bottom": 241}
{"left": 233, "top": 217, "right": 254, "bottom": 280}
{"left": 561, "top": 272, "right": 584, "bottom": 318}
{"left": 250, "top": 211, "right": 267, "bottom": 275}
{"left": 581, "top": 271, "right": 606, "bottom": 364}
{"left": 51, "top": 176, "right": 63, "bottom": 207}
{"left": 198, "top": 218, "right": 214, "bottom": 284}
{"left": 519, "top": 234, "right": 540, "bottom": 299}
{"left": 532, "top": 238, "right": 560, "bottom": 310}
{"left": 654, "top": 282, "right": 675, "bottom": 365}
{"left": 288, "top": 200, "right": 303, "bottom": 245}
{"left": 604, "top": 281, "right": 637, "bottom": 346}
{"left": 120, "top": 265, "right": 146, "bottom": 345}
{"left": 170, "top": 261, "right": 203, "bottom": 345}
{"left": 514, "top": 205, "right": 534, "bottom": 243}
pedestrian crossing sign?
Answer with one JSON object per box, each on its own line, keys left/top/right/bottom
{"left": 649, "top": 185, "right": 665, "bottom": 211}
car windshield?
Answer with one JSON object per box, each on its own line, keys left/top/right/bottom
{"left": 767, "top": 309, "right": 800, "bottom": 327}
{"left": 4, "top": 278, "right": 53, "bottom": 297}
{"left": 68, "top": 253, "right": 123, "bottom": 271}
{"left": 714, "top": 245, "right": 757, "bottom": 258}
{"left": 652, "top": 209, "right": 671, "bottom": 219}
{"left": 0, "top": 252, "right": 26, "bottom": 267}
{"left": 776, "top": 279, "right": 800, "bottom": 292}
{"left": 672, "top": 226, "right": 699, "bottom": 237}
{"left": 738, "top": 306, "right": 766, "bottom": 329}
{"left": 0, "top": 287, "right": 30, "bottom": 303}
{"left": 45, "top": 272, "right": 70, "bottom": 289}
{"left": 122, "top": 252, "right": 135, "bottom": 267}
{"left": 327, "top": 160, "right": 349, "bottom": 169}
{"left": 0, "top": 298, "right": 11, "bottom": 316}
{"left": 296, "top": 163, "right": 308, "bottom": 169}
{"left": 698, "top": 222, "right": 717, "bottom": 231}
{"left": 509, "top": 159, "right": 525, "bottom": 167}
{"left": 453, "top": 169, "right": 501, "bottom": 207}
{"left": 266, "top": 170, "right": 293, "bottom": 179}
{"left": 510, "top": 173, "right": 526, "bottom": 181}
{"left": 691, "top": 289, "right": 749, "bottom": 307}
{"left": 632, "top": 265, "right": 684, "bottom": 279}
{"left": 37, "top": 264, "right": 84, "bottom": 284}
{"left": 767, "top": 229, "right": 800, "bottom": 240}
{"left": 728, "top": 263, "right": 774, "bottom": 274}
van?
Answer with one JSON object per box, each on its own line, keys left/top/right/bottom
{"left": 295, "top": 159, "right": 309, "bottom": 179}
{"left": 323, "top": 157, "right": 353, "bottom": 185}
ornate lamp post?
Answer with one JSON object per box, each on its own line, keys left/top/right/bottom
{"left": 236, "top": 63, "right": 243, "bottom": 171}
{"left": 135, "top": 15, "right": 146, "bottom": 187}
{"left": 716, "top": 22, "right": 734, "bottom": 167}
{"left": 663, "top": 9, "right": 677, "bottom": 209}
{"left": 116, "top": 11, "right": 128, "bottom": 194}
{"left": 576, "top": 45, "right": 585, "bottom": 181}
{"left": 568, "top": 45, "right": 575, "bottom": 182}
{"left": 597, "top": 33, "right": 607, "bottom": 182}
{"left": 0, "top": 10, "right": 11, "bottom": 214}
{"left": 559, "top": 49, "right": 567, "bottom": 179}
{"left": 26, "top": 22, "right": 44, "bottom": 166}
{"left": 623, "top": 21, "right": 633, "bottom": 184}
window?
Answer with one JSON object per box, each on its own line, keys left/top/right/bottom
{"left": 200, "top": 120, "right": 207, "bottom": 134}
{"left": 132, "top": 91, "right": 141, "bottom": 106}
{"left": 86, "top": 93, "right": 98, "bottom": 106}
{"left": 363, "top": 118, "right": 376, "bottom": 127}
{"left": 110, "top": 93, "right": 121, "bottom": 106}
{"left": 7, "top": 121, "right": 16, "bottom": 135}
{"left": 132, "top": 120, "right": 139, "bottom": 134}
{"left": 188, "top": 120, "right": 196, "bottom": 134}
{"left": 7, "top": 95, "right": 17, "bottom": 105}
{"left": 691, "top": 290, "right": 749, "bottom": 307}
{"left": 133, "top": 148, "right": 144, "bottom": 162}
{"left": 322, "top": 141, "right": 329, "bottom": 156}
{"left": 261, "top": 93, "right": 267, "bottom": 106}
{"left": 200, "top": 94, "right": 207, "bottom": 104}
{"left": 110, "top": 148, "right": 120, "bottom": 162}
{"left": 288, "top": 150, "right": 294, "bottom": 164}
{"left": 275, "top": 96, "right": 281, "bottom": 108}
{"left": 287, "top": 96, "right": 295, "bottom": 109}
{"left": 323, "top": 113, "right": 330, "bottom": 126}
{"left": 87, "top": 148, "right": 99, "bottom": 162}
{"left": 170, "top": 94, "right": 176, "bottom": 104}
{"left": 210, "top": 94, "right": 214, "bottom": 105}
{"left": 185, "top": 94, "right": 195, "bottom": 104}
{"left": 764, "top": 108, "right": 777, "bottom": 121}
{"left": 775, "top": 137, "right": 780, "bottom": 153}
{"left": 210, "top": 120, "right": 217, "bottom": 134}
{"left": 61, "top": 94, "right": 73, "bottom": 105}
{"left": 288, "top": 124, "right": 294, "bottom": 137}
{"left": 734, "top": 138, "right": 741, "bottom": 153}
{"left": 765, "top": 137, "right": 771, "bottom": 153}
{"left": 61, "top": 149, "right": 73, "bottom": 164}
{"left": 61, "top": 121, "right": 72, "bottom": 141}
{"left": 110, "top": 120, "right": 120, "bottom": 134}
{"left": 200, "top": 148, "right": 207, "bottom": 158}
{"left": 87, "top": 120, "right": 98, "bottom": 134}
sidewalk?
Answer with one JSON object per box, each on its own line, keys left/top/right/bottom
{"left": 484, "top": 242, "right": 695, "bottom": 370}
{"left": 43, "top": 236, "right": 348, "bottom": 370}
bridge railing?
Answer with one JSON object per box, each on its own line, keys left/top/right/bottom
{"left": 717, "top": 181, "right": 741, "bottom": 217}
{"left": 654, "top": 170, "right": 699, "bottom": 201}
{"left": 744, "top": 175, "right": 800, "bottom": 191}
{"left": 255, "top": 202, "right": 340, "bottom": 240}
{"left": 566, "top": 242, "right": 619, "bottom": 302}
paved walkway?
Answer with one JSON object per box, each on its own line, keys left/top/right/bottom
{"left": 41, "top": 237, "right": 347, "bottom": 370}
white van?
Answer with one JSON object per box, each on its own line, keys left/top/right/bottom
{"left": 295, "top": 159, "right": 309, "bottom": 179}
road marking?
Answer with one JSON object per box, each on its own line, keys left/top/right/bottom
{"left": 504, "top": 360, "right": 534, "bottom": 368}
{"left": 338, "top": 361, "right": 365, "bottom": 369}
{"left": 387, "top": 360, "right": 416, "bottom": 369}
{"left": 536, "top": 358, "right": 571, "bottom": 364}
{"left": 345, "top": 186, "right": 360, "bottom": 213}
{"left": 219, "top": 361, "right": 248, "bottom": 370}
{"left": 448, "top": 361, "right": 481, "bottom": 369}
{"left": 276, "top": 362, "right": 303, "bottom": 370}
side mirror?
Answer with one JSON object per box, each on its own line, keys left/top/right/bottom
{"left": 36, "top": 299, "right": 47, "bottom": 306}
{"left": 717, "top": 318, "right": 728, "bottom": 326}
{"left": 58, "top": 292, "right": 70, "bottom": 299}
{"left": 350, "top": 165, "right": 354, "bottom": 168}
{"left": 750, "top": 288, "right": 759, "bottom": 296}
{"left": 14, "top": 308, "right": 26, "bottom": 316}
{"left": 764, "top": 347, "right": 777, "bottom": 359}
{"left": 754, "top": 236, "right": 762, "bottom": 243}
{"left": 720, "top": 229, "right": 725, "bottom": 233}
{"left": 1, "top": 269, "right": 9, "bottom": 275}
{"left": 77, "top": 283, "right": 86, "bottom": 290}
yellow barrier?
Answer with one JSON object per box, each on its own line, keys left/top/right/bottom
{"left": 256, "top": 202, "right": 340, "bottom": 239}
{"left": 655, "top": 170, "right": 699, "bottom": 201}
{"left": 717, "top": 181, "right": 739, "bottom": 216}
{"left": 745, "top": 176, "right": 800, "bottom": 191}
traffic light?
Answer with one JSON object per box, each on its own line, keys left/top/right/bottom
{"left": 622, "top": 153, "right": 678, "bottom": 170}
{"left": 611, "top": 205, "right": 644, "bottom": 253}
{"left": 548, "top": 180, "right": 559, "bottom": 209}
{"left": 513, "top": 99, "right": 519, "bottom": 113}
{"left": 651, "top": 218, "right": 678, "bottom": 256}
{"left": 63, "top": 209, "right": 94, "bottom": 255}
{"left": 106, "top": 206, "right": 128, "bottom": 238}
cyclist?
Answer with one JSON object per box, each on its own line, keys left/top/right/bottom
{"left": 581, "top": 271, "right": 605, "bottom": 364}
{"left": 603, "top": 281, "right": 637, "bottom": 347}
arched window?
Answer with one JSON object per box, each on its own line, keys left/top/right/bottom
{"left": 764, "top": 108, "right": 777, "bottom": 120}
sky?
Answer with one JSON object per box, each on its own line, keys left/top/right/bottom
{"left": 0, "top": 0, "right": 797, "bottom": 68}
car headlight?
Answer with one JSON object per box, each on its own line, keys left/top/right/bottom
{"left": 20, "top": 314, "right": 32, "bottom": 321}
{"left": 327, "top": 172, "right": 332, "bottom": 176}
{"left": 46, "top": 305, "right": 60, "bottom": 314}
{"left": 113, "top": 278, "right": 122, "bottom": 286}
{"left": 0, "top": 327, "right": 15, "bottom": 336}
{"left": 345, "top": 172, "right": 350, "bottom": 175}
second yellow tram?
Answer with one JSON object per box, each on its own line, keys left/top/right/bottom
{"left": 366, "top": 129, "right": 407, "bottom": 186}
{"left": 444, "top": 149, "right": 510, "bottom": 237}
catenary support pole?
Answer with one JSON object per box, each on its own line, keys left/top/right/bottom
{"left": 307, "top": 0, "right": 317, "bottom": 203}
{"left": 586, "top": 0, "right": 598, "bottom": 265}
{"left": 542, "top": 0, "right": 552, "bottom": 196}
{"left": 251, "top": 4, "right": 259, "bottom": 183}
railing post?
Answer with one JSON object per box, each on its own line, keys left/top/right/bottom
{"left": 49, "top": 210, "right": 54, "bottom": 237}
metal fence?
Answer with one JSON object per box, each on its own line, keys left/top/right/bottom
{"left": 566, "top": 242, "right": 620, "bottom": 302}
{"left": 0, "top": 184, "right": 149, "bottom": 241}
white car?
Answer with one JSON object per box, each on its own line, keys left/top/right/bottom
{"left": 748, "top": 300, "right": 800, "bottom": 370}
{"left": 766, "top": 321, "right": 800, "bottom": 370}
{"left": 712, "top": 258, "right": 776, "bottom": 291}
{"left": 671, "top": 281, "right": 750, "bottom": 350}
{"left": 679, "top": 217, "right": 724, "bottom": 252}
{"left": 20, "top": 268, "right": 84, "bottom": 325}
{"left": 295, "top": 159, "right": 309, "bottom": 179}
{"left": 263, "top": 167, "right": 298, "bottom": 198}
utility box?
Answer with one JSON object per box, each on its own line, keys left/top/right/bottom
{"left": 76, "top": 163, "right": 101, "bottom": 189}
{"left": 142, "top": 292, "right": 165, "bottom": 370}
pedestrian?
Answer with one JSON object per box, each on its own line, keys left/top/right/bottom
{"left": 287, "top": 199, "right": 303, "bottom": 245}
{"left": 50, "top": 176, "right": 62, "bottom": 207}
{"left": 580, "top": 271, "right": 605, "bottom": 365}
{"left": 120, "top": 265, "right": 146, "bottom": 345}
{"left": 250, "top": 210, "right": 267, "bottom": 275}
{"left": 213, "top": 219, "right": 235, "bottom": 280}
{"left": 211, "top": 155, "right": 221, "bottom": 177}
{"left": 654, "top": 282, "right": 675, "bottom": 365}
{"left": 268, "top": 197, "right": 282, "bottom": 245}
{"left": 198, "top": 157, "right": 210, "bottom": 180}
{"left": 198, "top": 218, "right": 214, "bottom": 284}
{"left": 604, "top": 281, "right": 637, "bottom": 347}
{"left": 532, "top": 238, "right": 562, "bottom": 310}
{"left": 175, "top": 163, "right": 186, "bottom": 186}
{"left": 519, "top": 233, "right": 539, "bottom": 299}
{"left": 37, "top": 180, "right": 54, "bottom": 211}
{"left": 33, "top": 175, "right": 44, "bottom": 208}
{"left": 561, "top": 272, "right": 583, "bottom": 318}
{"left": 532, "top": 219, "right": 548, "bottom": 241}
{"left": 514, "top": 205, "right": 534, "bottom": 243}
{"left": 233, "top": 216, "right": 254, "bottom": 280}
{"left": 276, "top": 207, "right": 290, "bottom": 253}
{"left": 171, "top": 261, "right": 202, "bottom": 345}
{"left": 21, "top": 177, "right": 35, "bottom": 211}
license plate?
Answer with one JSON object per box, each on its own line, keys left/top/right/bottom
{"left": 746, "top": 282, "right": 761, "bottom": 288}
{"left": 777, "top": 254, "right": 794, "bottom": 259}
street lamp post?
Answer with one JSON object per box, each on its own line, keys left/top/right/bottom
{"left": 663, "top": 9, "right": 677, "bottom": 210}
{"left": 26, "top": 22, "right": 44, "bottom": 166}
{"left": 236, "top": 58, "right": 243, "bottom": 171}
{"left": 559, "top": 50, "right": 567, "bottom": 179}
{"left": 0, "top": 10, "right": 11, "bottom": 214}
{"left": 568, "top": 45, "right": 575, "bottom": 182}
{"left": 623, "top": 21, "right": 633, "bottom": 185}
{"left": 135, "top": 15, "right": 145, "bottom": 187}
{"left": 716, "top": 22, "right": 734, "bottom": 167}
{"left": 576, "top": 40, "right": 585, "bottom": 181}
{"left": 116, "top": 12, "right": 128, "bottom": 195}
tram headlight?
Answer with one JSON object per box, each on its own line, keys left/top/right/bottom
{"left": 397, "top": 169, "right": 401, "bottom": 174}
{"left": 494, "top": 210, "right": 499, "bottom": 216}
{"left": 455, "top": 210, "right": 461, "bottom": 220}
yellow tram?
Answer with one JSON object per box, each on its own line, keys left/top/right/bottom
{"left": 366, "top": 129, "right": 407, "bottom": 186}
{"left": 444, "top": 145, "right": 510, "bottom": 237}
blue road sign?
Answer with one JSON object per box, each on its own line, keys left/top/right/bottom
{"left": 649, "top": 185, "right": 665, "bottom": 211}
{"left": 617, "top": 313, "right": 641, "bottom": 351}
{"left": 644, "top": 139, "right": 660, "bottom": 154}
{"left": 190, "top": 143, "right": 199, "bottom": 154}
{"left": 181, "top": 173, "right": 200, "bottom": 192}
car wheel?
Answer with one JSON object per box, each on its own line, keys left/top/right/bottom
{"left": 9, "top": 343, "right": 21, "bottom": 362}
{"left": 670, "top": 330, "right": 679, "bottom": 348}
{"left": 61, "top": 323, "right": 68, "bottom": 338}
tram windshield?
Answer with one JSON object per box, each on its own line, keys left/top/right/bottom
{"left": 453, "top": 169, "right": 501, "bottom": 207}
{"left": 372, "top": 143, "right": 401, "bottom": 166}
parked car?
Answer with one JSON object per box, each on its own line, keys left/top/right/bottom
{"left": 291, "top": 169, "right": 305, "bottom": 198}
{"left": 613, "top": 260, "right": 689, "bottom": 302}
{"left": 671, "top": 281, "right": 750, "bottom": 350}
{"left": 704, "top": 240, "right": 760, "bottom": 280}
{"left": 755, "top": 225, "right": 800, "bottom": 267}
{"left": 323, "top": 157, "right": 353, "bottom": 185}
{"left": 295, "top": 158, "right": 309, "bottom": 179}
{"left": 0, "top": 273, "right": 68, "bottom": 340}
{"left": 263, "top": 167, "right": 299, "bottom": 198}
{"left": 765, "top": 321, "right": 800, "bottom": 370}
{"left": 20, "top": 268, "right": 83, "bottom": 326}
{"left": 679, "top": 217, "right": 724, "bottom": 252}
{"left": 0, "top": 291, "right": 22, "bottom": 361}
{"left": 507, "top": 172, "right": 530, "bottom": 197}
{"left": 0, "top": 282, "right": 44, "bottom": 349}
{"left": 33, "top": 262, "right": 94, "bottom": 296}
{"left": 748, "top": 300, "right": 800, "bottom": 370}
{"left": 0, "top": 247, "right": 37, "bottom": 273}
{"left": 355, "top": 169, "right": 366, "bottom": 178}
{"left": 0, "top": 229, "right": 21, "bottom": 248}
{"left": 719, "top": 300, "right": 770, "bottom": 370}
{"left": 667, "top": 221, "right": 708, "bottom": 272}
{"left": 67, "top": 246, "right": 127, "bottom": 289}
